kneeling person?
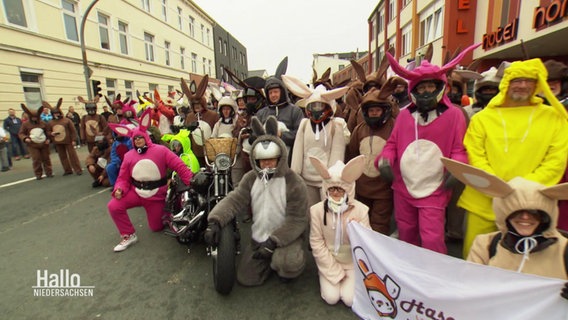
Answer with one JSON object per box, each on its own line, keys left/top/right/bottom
{"left": 205, "top": 116, "right": 308, "bottom": 286}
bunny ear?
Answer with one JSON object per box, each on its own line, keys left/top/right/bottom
{"left": 243, "top": 76, "right": 266, "bottom": 91}
{"left": 37, "top": 105, "right": 44, "bottom": 116}
{"left": 377, "top": 76, "right": 408, "bottom": 100}
{"left": 180, "top": 77, "right": 193, "bottom": 99}
{"left": 376, "top": 47, "right": 395, "bottom": 84}
{"left": 154, "top": 89, "right": 161, "bottom": 102}
{"left": 321, "top": 85, "right": 349, "bottom": 102}
{"left": 321, "top": 67, "right": 331, "bottom": 81}
{"left": 77, "top": 96, "right": 87, "bottom": 104}
{"left": 250, "top": 116, "right": 265, "bottom": 137}
{"left": 282, "top": 75, "right": 313, "bottom": 99}
{"left": 209, "top": 83, "right": 223, "bottom": 101}
{"left": 467, "top": 59, "right": 481, "bottom": 71}
{"left": 93, "top": 95, "right": 100, "bottom": 104}
{"left": 123, "top": 96, "right": 130, "bottom": 104}
{"left": 109, "top": 123, "right": 132, "bottom": 137}
{"left": 264, "top": 116, "right": 279, "bottom": 136}
{"left": 539, "top": 183, "right": 568, "bottom": 200}
{"left": 440, "top": 157, "right": 514, "bottom": 198}
{"left": 275, "top": 56, "right": 288, "bottom": 79}
{"left": 195, "top": 75, "right": 209, "bottom": 98}
{"left": 353, "top": 247, "right": 373, "bottom": 276}
{"left": 342, "top": 155, "right": 366, "bottom": 183}
{"left": 21, "top": 103, "right": 32, "bottom": 116}
{"left": 139, "top": 108, "right": 152, "bottom": 130}
{"left": 423, "top": 43, "right": 434, "bottom": 62}
{"left": 224, "top": 67, "right": 249, "bottom": 90}
{"left": 104, "top": 95, "right": 113, "bottom": 107}
{"left": 56, "top": 98, "right": 63, "bottom": 109}
{"left": 308, "top": 156, "right": 332, "bottom": 180}
{"left": 440, "top": 43, "right": 482, "bottom": 74}
{"left": 116, "top": 93, "right": 121, "bottom": 101}
{"left": 41, "top": 101, "right": 52, "bottom": 110}
{"left": 351, "top": 60, "right": 367, "bottom": 82}
{"left": 312, "top": 68, "right": 318, "bottom": 84}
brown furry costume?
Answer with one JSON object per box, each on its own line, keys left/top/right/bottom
{"left": 19, "top": 104, "right": 53, "bottom": 179}
{"left": 207, "top": 116, "right": 308, "bottom": 286}
{"left": 45, "top": 99, "right": 82, "bottom": 175}
{"left": 78, "top": 96, "right": 107, "bottom": 152}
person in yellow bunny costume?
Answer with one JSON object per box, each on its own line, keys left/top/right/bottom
{"left": 458, "top": 58, "right": 568, "bottom": 257}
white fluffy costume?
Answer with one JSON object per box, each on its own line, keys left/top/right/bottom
{"left": 207, "top": 116, "right": 308, "bottom": 286}
{"left": 309, "top": 155, "right": 370, "bottom": 306}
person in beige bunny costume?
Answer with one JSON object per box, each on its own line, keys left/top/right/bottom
{"left": 309, "top": 155, "right": 370, "bottom": 307}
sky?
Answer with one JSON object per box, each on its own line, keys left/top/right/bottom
{"left": 192, "top": 0, "right": 378, "bottom": 83}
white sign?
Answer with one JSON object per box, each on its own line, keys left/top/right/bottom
{"left": 348, "top": 222, "right": 568, "bottom": 320}
{"left": 32, "top": 269, "right": 94, "bottom": 297}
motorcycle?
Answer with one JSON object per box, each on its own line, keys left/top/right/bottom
{"left": 165, "top": 127, "right": 244, "bottom": 295}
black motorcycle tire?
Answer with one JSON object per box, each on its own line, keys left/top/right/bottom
{"left": 213, "top": 224, "right": 236, "bottom": 295}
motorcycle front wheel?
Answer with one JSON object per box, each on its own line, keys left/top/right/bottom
{"left": 212, "top": 223, "right": 236, "bottom": 295}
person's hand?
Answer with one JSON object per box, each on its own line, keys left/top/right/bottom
{"left": 44, "top": 139, "right": 50, "bottom": 145}
{"left": 24, "top": 137, "right": 31, "bottom": 143}
{"left": 204, "top": 222, "right": 220, "bottom": 246}
{"left": 97, "top": 175, "right": 104, "bottom": 183}
{"left": 377, "top": 158, "right": 394, "bottom": 184}
{"left": 561, "top": 282, "right": 568, "bottom": 300}
{"left": 88, "top": 165, "right": 96, "bottom": 174}
{"left": 114, "top": 188, "right": 123, "bottom": 200}
{"left": 253, "top": 238, "right": 277, "bottom": 260}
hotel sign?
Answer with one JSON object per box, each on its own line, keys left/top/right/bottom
{"left": 482, "top": 18, "right": 518, "bottom": 50}
{"left": 533, "top": 1, "right": 568, "bottom": 29}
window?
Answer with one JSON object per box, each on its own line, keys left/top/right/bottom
{"left": 149, "top": 83, "right": 158, "bottom": 98}
{"left": 141, "top": 0, "right": 150, "bottom": 12}
{"left": 219, "top": 64, "right": 224, "bottom": 79}
{"left": 144, "top": 32, "right": 155, "bottom": 62}
{"left": 62, "top": 0, "right": 78, "bottom": 41}
{"left": 223, "top": 41, "right": 227, "bottom": 56}
{"left": 161, "top": 0, "right": 167, "bottom": 21}
{"left": 164, "top": 41, "right": 171, "bottom": 66}
{"left": 124, "top": 80, "right": 133, "bottom": 99}
{"left": 378, "top": 46, "right": 385, "bottom": 68}
{"left": 188, "top": 15, "right": 195, "bottom": 37}
{"left": 191, "top": 53, "right": 197, "bottom": 72}
{"left": 118, "top": 21, "right": 129, "bottom": 54}
{"left": 403, "top": 0, "right": 412, "bottom": 8}
{"left": 378, "top": 9, "right": 384, "bottom": 33}
{"left": 20, "top": 70, "right": 43, "bottom": 108}
{"left": 202, "top": 57, "right": 206, "bottom": 74}
{"left": 388, "top": 1, "right": 396, "bottom": 23}
{"left": 168, "top": 85, "right": 174, "bottom": 94}
{"left": 206, "top": 28, "right": 210, "bottom": 46}
{"left": 208, "top": 59, "right": 212, "bottom": 75}
{"left": 420, "top": 7, "right": 443, "bottom": 46}
{"left": 388, "top": 35, "right": 395, "bottom": 51}
{"left": 180, "top": 47, "right": 185, "bottom": 69}
{"left": 402, "top": 24, "right": 412, "bottom": 56}
{"left": 177, "top": 7, "right": 182, "bottom": 30}
{"left": 106, "top": 78, "right": 116, "bottom": 100}
{"left": 3, "top": 0, "right": 28, "bottom": 27}
{"left": 218, "top": 38, "right": 222, "bottom": 53}
{"left": 232, "top": 46, "right": 236, "bottom": 59}
{"left": 98, "top": 13, "right": 110, "bottom": 50}
{"left": 201, "top": 24, "right": 205, "bottom": 43}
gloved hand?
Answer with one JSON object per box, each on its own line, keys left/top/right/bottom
{"left": 203, "top": 222, "right": 220, "bottom": 246}
{"left": 443, "top": 171, "right": 460, "bottom": 189}
{"left": 186, "top": 121, "right": 199, "bottom": 131}
{"left": 252, "top": 238, "right": 277, "bottom": 260}
{"left": 561, "top": 282, "right": 568, "bottom": 300}
{"left": 377, "top": 158, "right": 394, "bottom": 184}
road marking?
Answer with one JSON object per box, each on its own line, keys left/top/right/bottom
{"left": 0, "top": 177, "right": 38, "bottom": 189}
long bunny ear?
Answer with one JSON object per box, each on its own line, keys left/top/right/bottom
{"left": 376, "top": 46, "right": 395, "bottom": 84}
{"left": 154, "top": 89, "right": 162, "bottom": 102}
{"left": 104, "top": 95, "right": 113, "bottom": 107}
{"left": 423, "top": 43, "right": 434, "bottom": 62}
{"left": 441, "top": 157, "right": 514, "bottom": 197}
{"left": 321, "top": 85, "right": 349, "bottom": 102}
{"left": 264, "top": 116, "right": 279, "bottom": 136}
{"left": 109, "top": 123, "right": 133, "bottom": 137}
{"left": 93, "top": 95, "right": 100, "bottom": 104}
{"left": 321, "top": 68, "right": 331, "bottom": 82}
{"left": 56, "top": 98, "right": 63, "bottom": 109}
{"left": 377, "top": 76, "right": 408, "bottom": 100}
{"left": 282, "top": 75, "right": 313, "bottom": 99}
{"left": 342, "top": 155, "right": 366, "bottom": 183}
{"left": 138, "top": 108, "right": 152, "bottom": 130}
{"left": 309, "top": 156, "right": 332, "bottom": 180}
{"left": 250, "top": 116, "right": 265, "bottom": 137}
{"left": 312, "top": 68, "right": 318, "bottom": 85}
{"left": 351, "top": 60, "right": 367, "bottom": 82}
{"left": 77, "top": 96, "right": 87, "bottom": 104}
{"left": 195, "top": 75, "right": 209, "bottom": 98}
{"left": 209, "top": 83, "right": 223, "bottom": 101}
{"left": 386, "top": 52, "right": 417, "bottom": 80}
{"left": 180, "top": 78, "right": 193, "bottom": 99}
{"left": 275, "top": 56, "right": 288, "bottom": 79}
{"left": 41, "top": 101, "right": 53, "bottom": 110}
{"left": 224, "top": 67, "right": 249, "bottom": 89}
{"left": 539, "top": 183, "right": 568, "bottom": 200}
{"left": 21, "top": 103, "right": 33, "bottom": 117}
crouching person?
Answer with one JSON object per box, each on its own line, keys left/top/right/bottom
{"left": 309, "top": 155, "right": 370, "bottom": 307}
{"left": 204, "top": 116, "right": 308, "bottom": 286}
{"left": 107, "top": 109, "right": 192, "bottom": 252}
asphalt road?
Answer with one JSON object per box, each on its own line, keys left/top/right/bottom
{"left": 0, "top": 147, "right": 358, "bottom": 320}
{"left": 0, "top": 147, "right": 463, "bottom": 320}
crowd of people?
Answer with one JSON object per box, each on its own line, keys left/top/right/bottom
{"left": 3, "top": 50, "right": 568, "bottom": 307}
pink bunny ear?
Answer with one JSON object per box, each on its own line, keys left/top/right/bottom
{"left": 309, "top": 156, "right": 331, "bottom": 179}
{"left": 342, "top": 155, "right": 365, "bottom": 183}
{"left": 138, "top": 108, "right": 152, "bottom": 130}
{"left": 386, "top": 52, "right": 418, "bottom": 80}
{"left": 109, "top": 123, "right": 132, "bottom": 137}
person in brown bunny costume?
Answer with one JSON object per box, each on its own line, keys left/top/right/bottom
{"left": 45, "top": 99, "right": 82, "bottom": 176}
{"left": 78, "top": 95, "right": 107, "bottom": 153}
{"left": 19, "top": 104, "right": 53, "bottom": 180}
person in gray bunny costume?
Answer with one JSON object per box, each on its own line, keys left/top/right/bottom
{"left": 204, "top": 115, "right": 308, "bottom": 286}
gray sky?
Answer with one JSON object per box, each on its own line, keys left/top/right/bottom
{"left": 192, "top": 0, "right": 378, "bottom": 83}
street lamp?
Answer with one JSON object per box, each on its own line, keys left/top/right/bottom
{"left": 80, "top": 0, "right": 100, "bottom": 100}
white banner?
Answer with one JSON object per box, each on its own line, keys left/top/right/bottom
{"left": 348, "top": 222, "right": 568, "bottom": 320}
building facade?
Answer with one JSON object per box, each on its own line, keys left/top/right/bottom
{"left": 312, "top": 51, "right": 367, "bottom": 86}
{"left": 212, "top": 23, "right": 247, "bottom": 85}
{"left": 0, "top": 0, "right": 224, "bottom": 114}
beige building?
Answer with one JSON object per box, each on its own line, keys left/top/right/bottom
{"left": 0, "top": 0, "right": 216, "bottom": 115}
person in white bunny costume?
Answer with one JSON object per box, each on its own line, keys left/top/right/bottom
{"left": 282, "top": 74, "right": 349, "bottom": 207}
{"left": 309, "top": 155, "right": 370, "bottom": 307}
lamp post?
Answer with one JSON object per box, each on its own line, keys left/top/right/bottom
{"left": 80, "top": 0, "right": 100, "bottom": 100}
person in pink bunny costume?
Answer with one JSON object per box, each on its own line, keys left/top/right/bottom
{"left": 107, "top": 108, "right": 193, "bottom": 252}
{"left": 375, "top": 43, "right": 480, "bottom": 254}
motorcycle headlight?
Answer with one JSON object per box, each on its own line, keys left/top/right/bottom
{"left": 214, "top": 153, "right": 231, "bottom": 171}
